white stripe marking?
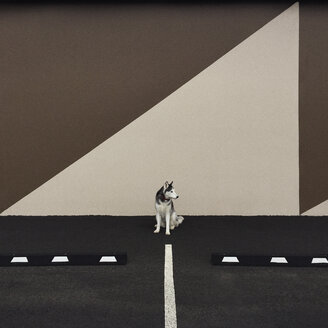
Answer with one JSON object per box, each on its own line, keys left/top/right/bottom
{"left": 222, "top": 256, "right": 239, "bottom": 263}
{"left": 312, "top": 258, "right": 328, "bottom": 264}
{"left": 11, "top": 257, "right": 28, "bottom": 263}
{"left": 99, "top": 256, "right": 117, "bottom": 263}
{"left": 165, "top": 244, "right": 177, "bottom": 328}
{"left": 52, "top": 256, "right": 69, "bottom": 263}
{"left": 270, "top": 257, "right": 288, "bottom": 263}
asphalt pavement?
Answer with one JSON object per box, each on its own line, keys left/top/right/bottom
{"left": 0, "top": 216, "right": 327, "bottom": 328}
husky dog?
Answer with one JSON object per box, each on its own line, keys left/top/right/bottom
{"left": 154, "top": 181, "right": 184, "bottom": 235}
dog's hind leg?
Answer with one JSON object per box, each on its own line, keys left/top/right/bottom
{"left": 170, "top": 213, "right": 178, "bottom": 230}
{"left": 154, "top": 213, "right": 161, "bottom": 233}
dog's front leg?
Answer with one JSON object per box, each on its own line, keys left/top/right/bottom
{"left": 154, "top": 213, "right": 161, "bottom": 233}
{"left": 165, "top": 212, "right": 170, "bottom": 235}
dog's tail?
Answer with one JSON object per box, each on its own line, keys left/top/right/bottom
{"left": 177, "top": 215, "right": 184, "bottom": 224}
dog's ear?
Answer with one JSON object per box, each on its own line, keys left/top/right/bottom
{"left": 169, "top": 181, "right": 173, "bottom": 186}
{"left": 164, "top": 181, "right": 169, "bottom": 189}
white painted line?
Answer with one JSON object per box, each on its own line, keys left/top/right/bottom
{"left": 312, "top": 257, "right": 328, "bottom": 264}
{"left": 165, "top": 244, "right": 177, "bottom": 328}
{"left": 99, "top": 256, "right": 117, "bottom": 263}
{"left": 52, "top": 256, "right": 69, "bottom": 263}
{"left": 270, "top": 257, "right": 288, "bottom": 264}
{"left": 11, "top": 257, "right": 28, "bottom": 263}
{"left": 222, "top": 256, "right": 239, "bottom": 263}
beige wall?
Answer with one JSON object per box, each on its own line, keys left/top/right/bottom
{"left": 0, "top": 3, "right": 292, "bottom": 213}
{"left": 303, "top": 200, "right": 328, "bottom": 216}
{"left": 2, "top": 4, "right": 300, "bottom": 216}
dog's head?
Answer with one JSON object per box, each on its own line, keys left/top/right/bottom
{"left": 164, "top": 181, "right": 179, "bottom": 199}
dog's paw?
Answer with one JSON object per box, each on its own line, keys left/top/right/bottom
{"left": 170, "top": 226, "right": 175, "bottom": 230}
{"left": 154, "top": 229, "right": 160, "bottom": 234}
{"left": 165, "top": 231, "right": 171, "bottom": 235}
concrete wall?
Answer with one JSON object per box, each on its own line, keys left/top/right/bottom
{"left": 1, "top": 2, "right": 327, "bottom": 216}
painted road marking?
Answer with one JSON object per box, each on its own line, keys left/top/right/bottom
{"left": 270, "top": 257, "right": 288, "bottom": 264}
{"left": 11, "top": 257, "right": 28, "bottom": 263}
{"left": 165, "top": 244, "right": 177, "bottom": 328}
{"left": 99, "top": 256, "right": 117, "bottom": 263}
{"left": 222, "top": 256, "right": 239, "bottom": 263}
{"left": 312, "top": 257, "right": 328, "bottom": 264}
{"left": 52, "top": 256, "right": 69, "bottom": 263}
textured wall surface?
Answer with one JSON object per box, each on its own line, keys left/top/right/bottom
{"left": 299, "top": 3, "right": 328, "bottom": 213}
{"left": 1, "top": 2, "right": 327, "bottom": 216}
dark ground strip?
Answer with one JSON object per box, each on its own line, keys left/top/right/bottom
{"left": 0, "top": 216, "right": 327, "bottom": 327}
{"left": 0, "top": 254, "right": 127, "bottom": 266}
{"left": 211, "top": 254, "right": 328, "bottom": 266}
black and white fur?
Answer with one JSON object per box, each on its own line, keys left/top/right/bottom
{"left": 154, "top": 181, "right": 184, "bottom": 235}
